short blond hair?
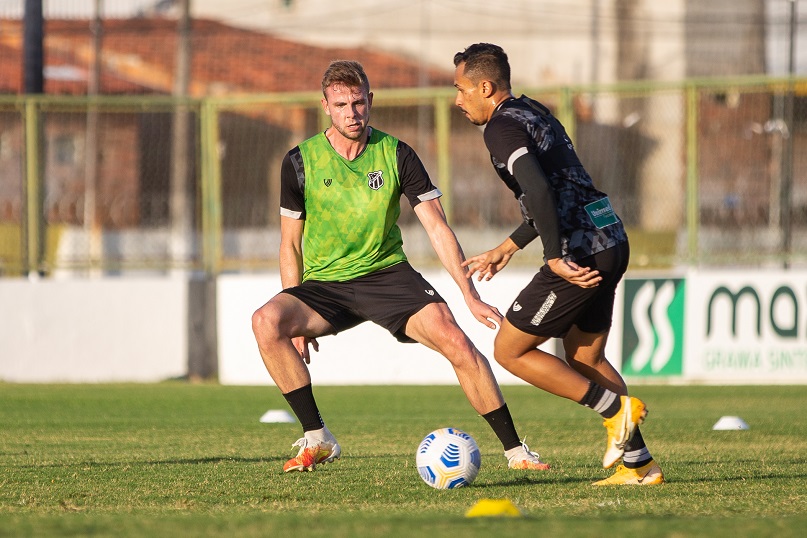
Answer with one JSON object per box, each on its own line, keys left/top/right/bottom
{"left": 321, "top": 60, "right": 370, "bottom": 97}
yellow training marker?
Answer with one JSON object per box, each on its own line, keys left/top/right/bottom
{"left": 465, "top": 498, "right": 523, "bottom": 518}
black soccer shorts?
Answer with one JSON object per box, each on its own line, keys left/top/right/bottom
{"left": 280, "top": 261, "right": 446, "bottom": 343}
{"left": 506, "top": 242, "right": 630, "bottom": 338}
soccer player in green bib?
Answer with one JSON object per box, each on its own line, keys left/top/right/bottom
{"left": 252, "top": 60, "right": 550, "bottom": 473}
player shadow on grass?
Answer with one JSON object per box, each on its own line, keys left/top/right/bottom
{"left": 472, "top": 475, "right": 594, "bottom": 487}
{"left": 22, "top": 456, "right": 287, "bottom": 468}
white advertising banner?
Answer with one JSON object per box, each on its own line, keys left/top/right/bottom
{"left": 684, "top": 270, "right": 807, "bottom": 384}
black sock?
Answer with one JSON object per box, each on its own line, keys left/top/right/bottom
{"left": 622, "top": 427, "right": 654, "bottom": 469}
{"left": 482, "top": 404, "right": 522, "bottom": 451}
{"left": 282, "top": 384, "right": 324, "bottom": 432}
{"left": 579, "top": 381, "right": 621, "bottom": 419}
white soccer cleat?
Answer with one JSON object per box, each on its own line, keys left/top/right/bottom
{"left": 282, "top": 427, "right": 341, "bottom": 473}
{"left": 506, "top": 441, "right": 551, "bottom": 470}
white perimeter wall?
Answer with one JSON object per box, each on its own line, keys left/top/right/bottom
{"left": 217, "top": 271, "right": 562, "bottom": 386}
{"left": 3, "top": 269, "right": 806, "bottom": 385}
{"left": 0, "top": 277, "right": 188, "bottom": 382}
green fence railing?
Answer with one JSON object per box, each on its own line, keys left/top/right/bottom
{"left": 1, "top": 76, "right": 805, "bottom": 276}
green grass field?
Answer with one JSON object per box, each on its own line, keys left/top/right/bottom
{"left": 1, "top": 383, "right": 805, "bottom": 537}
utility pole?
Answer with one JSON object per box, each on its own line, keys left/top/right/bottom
{"left": 23, "top": 0, "right": 43, "bottom": 94}
{"left": 417, "top": 0, "right": 430, "bottom": 157}
{"left": 171, "top": 0, "right": 192, "bottom": 270}
{"left": 590, "top": 0, "right": 601, "bottom": 118}
{"left": 170, "top": 1, "right": 217, "bottom": 380}
{"left": 781, "top": 0, "right": 797, "bottom": 268}
{"left": 84, "top": 0, "right": 103, "bottom": 274}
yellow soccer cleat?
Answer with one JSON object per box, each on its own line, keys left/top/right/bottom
{"left": 593, "top": 460, "right": 664, "bottom": 486}
{"left": 602, "top": 396, "right": 647, "bottom": 468}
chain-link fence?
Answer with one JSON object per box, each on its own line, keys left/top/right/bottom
{"left": 1, "top": 77, "right": 806, "bottom": 276}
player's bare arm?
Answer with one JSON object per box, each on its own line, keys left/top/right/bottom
{"left": 462, "top": 237, "right": 520, "bottom": 281}
{"left": 546, "top": 257, "right": 602, "bottom": 288}
{"left": 414, "top": 198, "right": 503, "bottom": 328}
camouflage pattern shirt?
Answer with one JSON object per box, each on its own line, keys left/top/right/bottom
{"left": 484, "top": 95, "right": 628, "bottom": 262}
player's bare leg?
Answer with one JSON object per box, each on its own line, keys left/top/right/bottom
{"left": 404, "top": 302, "right": 504, "bottom": 414}
{"left": 252, "top": 294, "right": 341, "bottom": 472}
{"left": 559, "top": 324, "right": 657, "bottom": 474}
{"left": 252, "top": 293, "right": 331, "bottom": 392}
{"left": 563, "top": 326, "right": 627, "bottom": 395}
{"left": 493, "top": 319, "right": 591, "bottom": 402}
{"left": 405, "top": 303, "right": 550, "bottom": 470}
{"left": 493, "top": 318, "right": 652, "bottom": 471}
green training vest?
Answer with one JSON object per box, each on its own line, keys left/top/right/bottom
{"left": 298, "top": 129, "right": 407, "bottom": 282}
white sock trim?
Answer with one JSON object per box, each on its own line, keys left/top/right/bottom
{"left": 622, "top": 446, "right": 651, "bottom": 464}
{"left": 593, "top": 391, "right": 618, "bottom": 414}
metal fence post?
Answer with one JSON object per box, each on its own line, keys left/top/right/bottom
{"left": 556, "top": 86, "right": 576, "bottom": 146}
{"left": 686, "top": 84, "right": 700, "bottom": 266}
{"left": 23, "top": 98, "right": 41, "bottom": 276}
{"left": 200, "top": 99, "right": 223, "bottom": 276}
{"left": 434, "top": 95, "right": 452, "bottom": 224}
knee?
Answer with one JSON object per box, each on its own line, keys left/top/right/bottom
{"left": 493, "top": 347, "right": 517, "bottom": 369}
{"left": 492, "top": 332, "right": 521, "bottom": 368}
{"left": 445, "top": 330, "right": 475, "bottom": 359}
{"left": 251, "top": 302, "right": 283, "bottom": 341}
{"left": 436, "top": 328, "right": 480, "bottom": 367}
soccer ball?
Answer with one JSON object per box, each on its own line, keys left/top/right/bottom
{"left": 416, "top": 428, "right": 481, "bottom": 489}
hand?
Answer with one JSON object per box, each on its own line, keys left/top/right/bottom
{"left": 467, "top": 296, "right": 503, "bottom": 330}
{"left": 292, "top": 335, "right": 319, "bottom": 364}
{"left": 461, "top": 247, "right": 512, "bottom": 281}
{"left": 546, "top": 258, "right": 602, "bottom": 288}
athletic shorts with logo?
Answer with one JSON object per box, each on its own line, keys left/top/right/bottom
{"left": 507, "top": 242, "right": 630, "bottom": 338}
{"left": 280, "top": 261, "right": 445, "bottom": 343}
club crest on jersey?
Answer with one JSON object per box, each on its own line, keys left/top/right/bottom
{"left": 367, "top": 170, "right": 384, "bottom": 190}
{"left": 324, "top": 178, "right": 332, "bottom": 187}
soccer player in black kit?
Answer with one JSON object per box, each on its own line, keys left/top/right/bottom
{"left": 453, "top": 43, "right": 663, "bottom": 485}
